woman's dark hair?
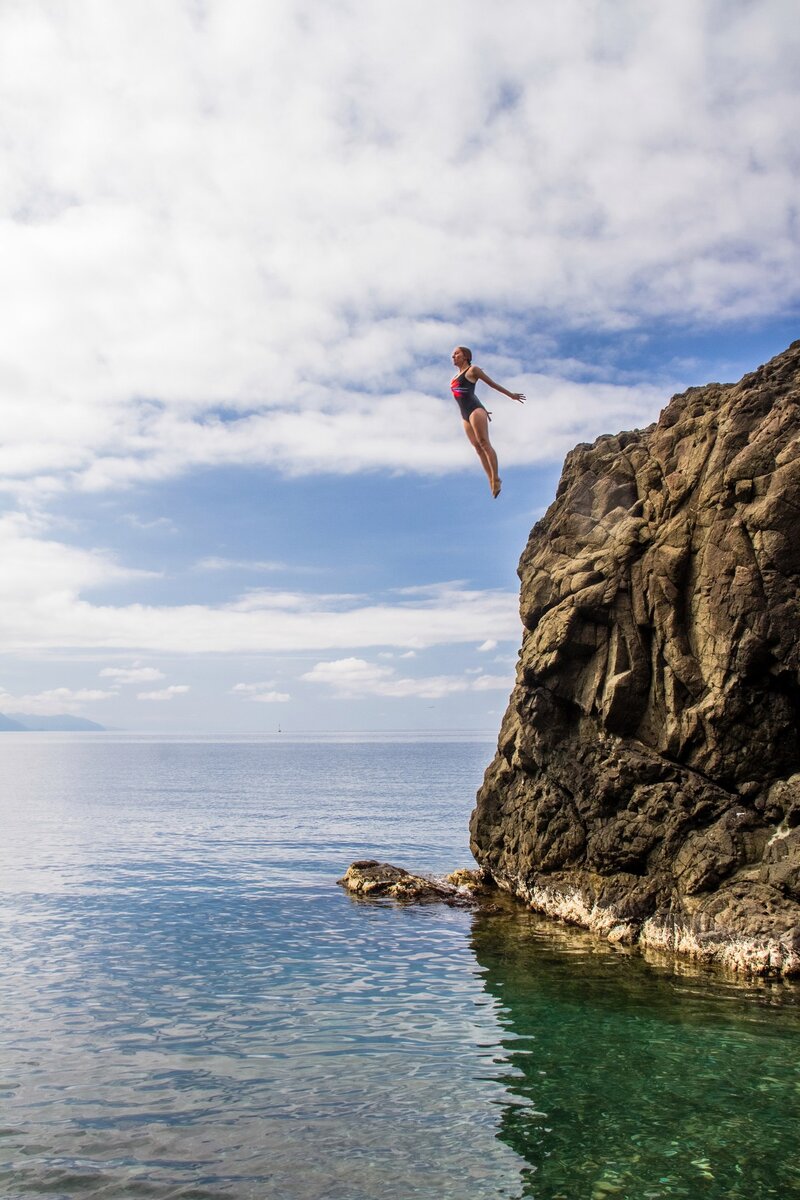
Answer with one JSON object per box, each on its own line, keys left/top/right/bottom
{"left": 457, "top": 346, "right": 472, "bottom": 363}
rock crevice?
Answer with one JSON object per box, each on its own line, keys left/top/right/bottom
{"left": 471, "top": 342, "right": 800, "bottom": 975}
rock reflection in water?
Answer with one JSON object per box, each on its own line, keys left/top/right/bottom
{"left": 469, "top": 904, "right": 800, "bottom": 1200}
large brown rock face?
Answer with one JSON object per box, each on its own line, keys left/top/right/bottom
{"left": 471, "top": 342, "right": 800, "bottom": 974}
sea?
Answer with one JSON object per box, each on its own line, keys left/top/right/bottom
{"left": 1, "top": 732, "right": 799, "bottom": 1200}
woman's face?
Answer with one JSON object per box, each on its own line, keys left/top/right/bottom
{"left": 452, "top": 347, "right": 467, "bottom": 369}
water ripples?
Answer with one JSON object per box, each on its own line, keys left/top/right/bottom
{"left": 1, "top": 736, "right": 799, "bottom": 1199}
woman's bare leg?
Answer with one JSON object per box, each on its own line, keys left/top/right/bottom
{"left": 466, "top": 409, "right": 501, "bottom": 496}
{"left": 463, "top": 420, "right": 493, "bottom": 486}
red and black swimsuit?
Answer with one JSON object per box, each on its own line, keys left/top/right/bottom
{"left": 450, "top": 370, "right": 487, "bottom": 421}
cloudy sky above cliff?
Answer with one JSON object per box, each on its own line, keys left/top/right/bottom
{"left": 1, "top": 0, "right": 798, "bottom": 731}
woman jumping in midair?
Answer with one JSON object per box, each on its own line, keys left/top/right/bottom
{"left": 450, "top": 346, "right": 525, "bottom": 498}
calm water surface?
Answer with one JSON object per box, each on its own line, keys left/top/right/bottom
{"left": 1, "top": 734, "right": 798, "bottom": 1200}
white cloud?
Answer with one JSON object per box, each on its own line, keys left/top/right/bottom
{"left": 195, "top": 558, "right": 289, "bottom": 573}
{"left": 0, "top": 517, "right": 521, "bottom": 653}
{"left": 122, "top": 515, "right": 178, "bottom": 533}
{"left": 0, "top": 511, "right": 150, "bottom": 599}
{"left": 477, "top": 639, "right": 498, "bottom": 653}
{"left": 136, "top": 685, "right": 190, "bottom": 701}
{"left": 471, "top": 674, "right": 515, "bottom": 692}
{"left": 100, "top": 665, "right": 165, "bottom": 684}
{"left": 232, "top": 681, "right": 290, "bottom": 703}
{"left": 301, "top": 657, "right": 513, "bottom": 700}
{"left": 0, "top": 1, "right": 796, "bottom": 498}
{"left": 0, "top": 686, "right": 115, "bottom": 715}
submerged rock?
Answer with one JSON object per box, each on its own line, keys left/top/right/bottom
{"left": 471, "top": 342, "right": 800, "bottom": 976}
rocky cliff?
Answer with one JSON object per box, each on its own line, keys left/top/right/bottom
{"left": 471, "top": 341, "right": 800, "bottom": 975}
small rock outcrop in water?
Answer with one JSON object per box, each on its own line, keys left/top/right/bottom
{"left": 338, "top": 860, "right": 489, "bottom": 904}
{"left": 471, "top": 342, "right": 800, "bottom": 975}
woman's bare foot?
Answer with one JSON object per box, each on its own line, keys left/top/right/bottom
{"left": 492, "top": 478, "right": 502, "bottom": 498}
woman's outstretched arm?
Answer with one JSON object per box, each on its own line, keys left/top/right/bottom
{"left": 471, "top": 366, "right": 525, "bottom": 402}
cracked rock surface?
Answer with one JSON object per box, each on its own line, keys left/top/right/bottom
{"left": 471, "top": 342, "right": 800, "bottom": 975}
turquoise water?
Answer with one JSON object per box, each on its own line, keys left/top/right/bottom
{"left": 0, "top": 734, "right": 798, "bottom": 1199}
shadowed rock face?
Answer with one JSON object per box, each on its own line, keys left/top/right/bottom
{"left": 471, "top": 342, "right": 800, "bottom": 975}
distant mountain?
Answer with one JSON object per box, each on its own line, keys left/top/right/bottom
{"left": 0, "top": 713, "right": 26, "bottom": 730}
{"left": 1, "top": 713, "right": 107, "bottom": 732}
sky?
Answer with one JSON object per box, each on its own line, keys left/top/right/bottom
{"left": 0, "top": 0, "right": 798, "bottom": 733}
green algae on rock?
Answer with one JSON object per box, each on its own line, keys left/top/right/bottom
{"left": 471, "top": 341, "right": 800, "bottom": 976}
